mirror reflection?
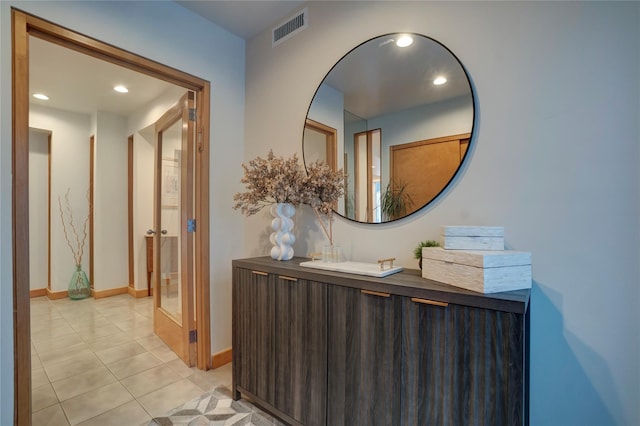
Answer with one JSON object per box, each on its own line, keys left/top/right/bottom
{"left": 304, "top": 33, "right": 475, "bottom": 223}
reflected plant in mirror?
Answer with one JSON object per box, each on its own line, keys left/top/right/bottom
{"left": 303, "top": 33, "right": 475, "bottom": 223}
{"left": 381, "top": 180, "right": 414, "bottom": 221}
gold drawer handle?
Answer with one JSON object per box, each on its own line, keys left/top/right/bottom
{"left": 309, "top": 252, "right": 322, "bottom": 261}
{"left": 361, "top": 289, "right": 391, "bottom": 298}
{"left": 377, "top": 257, "right": 396, "bottom": 270}
{"left": 411, "top": 297, "right": 448, "bottom": 307}
{"left": 279, "top": 275, "right": 298, "bottom": 282}
{"left": 251, "top": 270, "right": 268, "bottom": 276}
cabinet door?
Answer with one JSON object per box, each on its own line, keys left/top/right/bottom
{"left": 232, "top": 268, "right": 275, "bottom": 404}
{"left": 328, "top": 286, "right": 402, "bottom": 425}
{"left": 274, "top": 275, "right": 327, "bottom": 426}
{"left": 401, "top": 297, "right": 525, "bottom": 426}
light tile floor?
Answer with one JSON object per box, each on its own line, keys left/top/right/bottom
{"left": 30, "top": 294, "right": 235, "bottom": 426}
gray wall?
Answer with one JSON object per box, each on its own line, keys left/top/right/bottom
{"left": 244, "top": 1, "right": 640, "bottom": 425}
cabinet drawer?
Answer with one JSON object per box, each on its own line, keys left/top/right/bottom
{"left": 232, "top": 268, "right": 275, "bottom": 404}
{"left": 401, "top": 298, "right": 525, "bottom": 425}
{"left": 327, "top": 285, "right": 402, "bottom": 425}
{"left": 233, "top": 267, "right": 327, "bottom": 426}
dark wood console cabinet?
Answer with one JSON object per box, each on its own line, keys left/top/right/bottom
{"left": 232, "top": 257, "right": 530, "bottom": 426}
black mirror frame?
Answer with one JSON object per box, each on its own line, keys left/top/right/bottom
{"left": 303, "top": 32, "right": 476, "bottom": 224}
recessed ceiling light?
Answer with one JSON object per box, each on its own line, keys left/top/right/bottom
{"left": 33, "top": 93, "right": 49, "bottom": 100}
{"left": 396, "top": 35, "right": 414, "bottom": 48}
{"left": 433, "top": 76, "right": 447, "bottom": 85}
{"left": 114, "top": 85, "right": 129, "bottom": 93}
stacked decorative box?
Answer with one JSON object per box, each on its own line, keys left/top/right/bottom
{"left": 421, "top": 226, "right": 531, "bottom": 293}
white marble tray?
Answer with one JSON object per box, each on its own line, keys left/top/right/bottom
{"left": 299, "top": 260, "right": 403, "bottom": 278}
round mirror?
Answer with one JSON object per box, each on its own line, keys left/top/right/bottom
{"left": 303, "top": 33, "right": 475, "bottom": 223}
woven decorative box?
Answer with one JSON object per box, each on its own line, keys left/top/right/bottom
{"left": 421, "top": 247, "right": 531, "bottom": 293}
{"left": 440, "top": 225, "right": 504, "bottom": 251}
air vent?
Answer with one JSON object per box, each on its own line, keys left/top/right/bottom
{"left": 272, "top": 8, "right": 307, "bottom": 47}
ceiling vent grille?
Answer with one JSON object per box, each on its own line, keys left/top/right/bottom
{"left": 272, "top": 8, "right": 307, "bottom": 47}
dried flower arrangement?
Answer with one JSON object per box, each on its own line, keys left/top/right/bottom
{"left": 58, "top": 188, "right": 90, "bottom": 266}
{"left": 233, "top": 150, "right": 345, "bottom": 245}
{"left": 232, "top": 151, "right": 306, "bottom": 216}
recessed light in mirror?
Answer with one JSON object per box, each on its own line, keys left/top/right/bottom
{"left": 33, "top": 93, "right": 49, "bottom": 100}
{"left": 396, "top": 35, "right": 414, "bottom": 48}
{"left": 433, "top": 76, "right": 447, "bottom": 85}
{"left": 114, "top": 85, "right": 129, "bottom": 93}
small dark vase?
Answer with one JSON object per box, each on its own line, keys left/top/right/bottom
{"left": 418, "top": 257, "right": 422, "bottom": 270}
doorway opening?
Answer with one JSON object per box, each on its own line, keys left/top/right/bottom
{"left": 12, "top": 9, "right": 211, "bottom": 424}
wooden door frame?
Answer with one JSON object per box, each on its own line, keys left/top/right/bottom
{"left": 128, "top": 134, "right": 135, "bottom": 290}
{"left": 304, "top": 118, "right": 337, "bottom": 171}
{"left": 354, "top": 128, "right": 381, "bottom": 222}
{"left": 12, "top": 9, "right": 212, "bottom": 424}
{"left": 89, "top": 134, "right": 95, "bottom": 290}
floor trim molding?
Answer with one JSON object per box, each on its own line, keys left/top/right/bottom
{"left": 29, "top": 288, "right": 47, "bottom": 298}
{"left": 128, "top": 286, "right": 151, "bottom": 298}
{"left": 93, "top": 286, "right": 129, "bottom": 299}
{"left": 45, "top": 288, "right": 68, "bottom": 300}
{"left": 212, "top": 348, "right": 232, "bottom": 369}
{"left": 34, "top": 287, "right": 149, "bottom": 301}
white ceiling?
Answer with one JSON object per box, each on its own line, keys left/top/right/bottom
{"left": 28, "top": 2, "right": 469, "bottom": 121}
{"left": 175, "top": 0, "right": 306, "bottom": 40}
{"left": 29, "top": 37, "right": 185, "bottom": 116}
{"left": 28, "top": 1, "right": 306, "bottom": 116}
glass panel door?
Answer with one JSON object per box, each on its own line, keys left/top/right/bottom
{"left": 160, "top": 122, "right": 182, "bottom": 323}
{"left": 153, "top": 92, "right": 196, "bottom": 366}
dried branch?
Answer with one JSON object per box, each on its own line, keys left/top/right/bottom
{"left": 58, "top": 188, "right": 90, "bottom": 266}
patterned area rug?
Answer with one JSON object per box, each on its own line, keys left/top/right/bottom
{"left": 149, "top": 386, "right": 285, "bottom": 426}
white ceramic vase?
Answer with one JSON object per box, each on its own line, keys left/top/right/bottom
{"left": 270, "top": 203, "right": 295, "bottom": 260}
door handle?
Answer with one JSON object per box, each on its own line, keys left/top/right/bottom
{"left": 361, "top": 289, "right": 391, "bottom": 298}
{"left": 146, "top": 229, "right": 168, "bottom": 235}
{"left": 411, "top": 297, "right": 448, "bottom": 307}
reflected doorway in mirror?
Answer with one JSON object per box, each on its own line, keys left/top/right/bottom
{"left": 304, "top": 33, "right": 476, "bottom": 223}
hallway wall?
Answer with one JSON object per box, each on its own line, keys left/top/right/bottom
{"left": 29, "top": 105, "right": 92, "bottom": 293}
{"left": 244, "top": 1, "right": 640, "bottom": 424}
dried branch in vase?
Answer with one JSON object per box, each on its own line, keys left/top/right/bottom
{"left": 58, "top": 188, "right": 91, "bottom": 266}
